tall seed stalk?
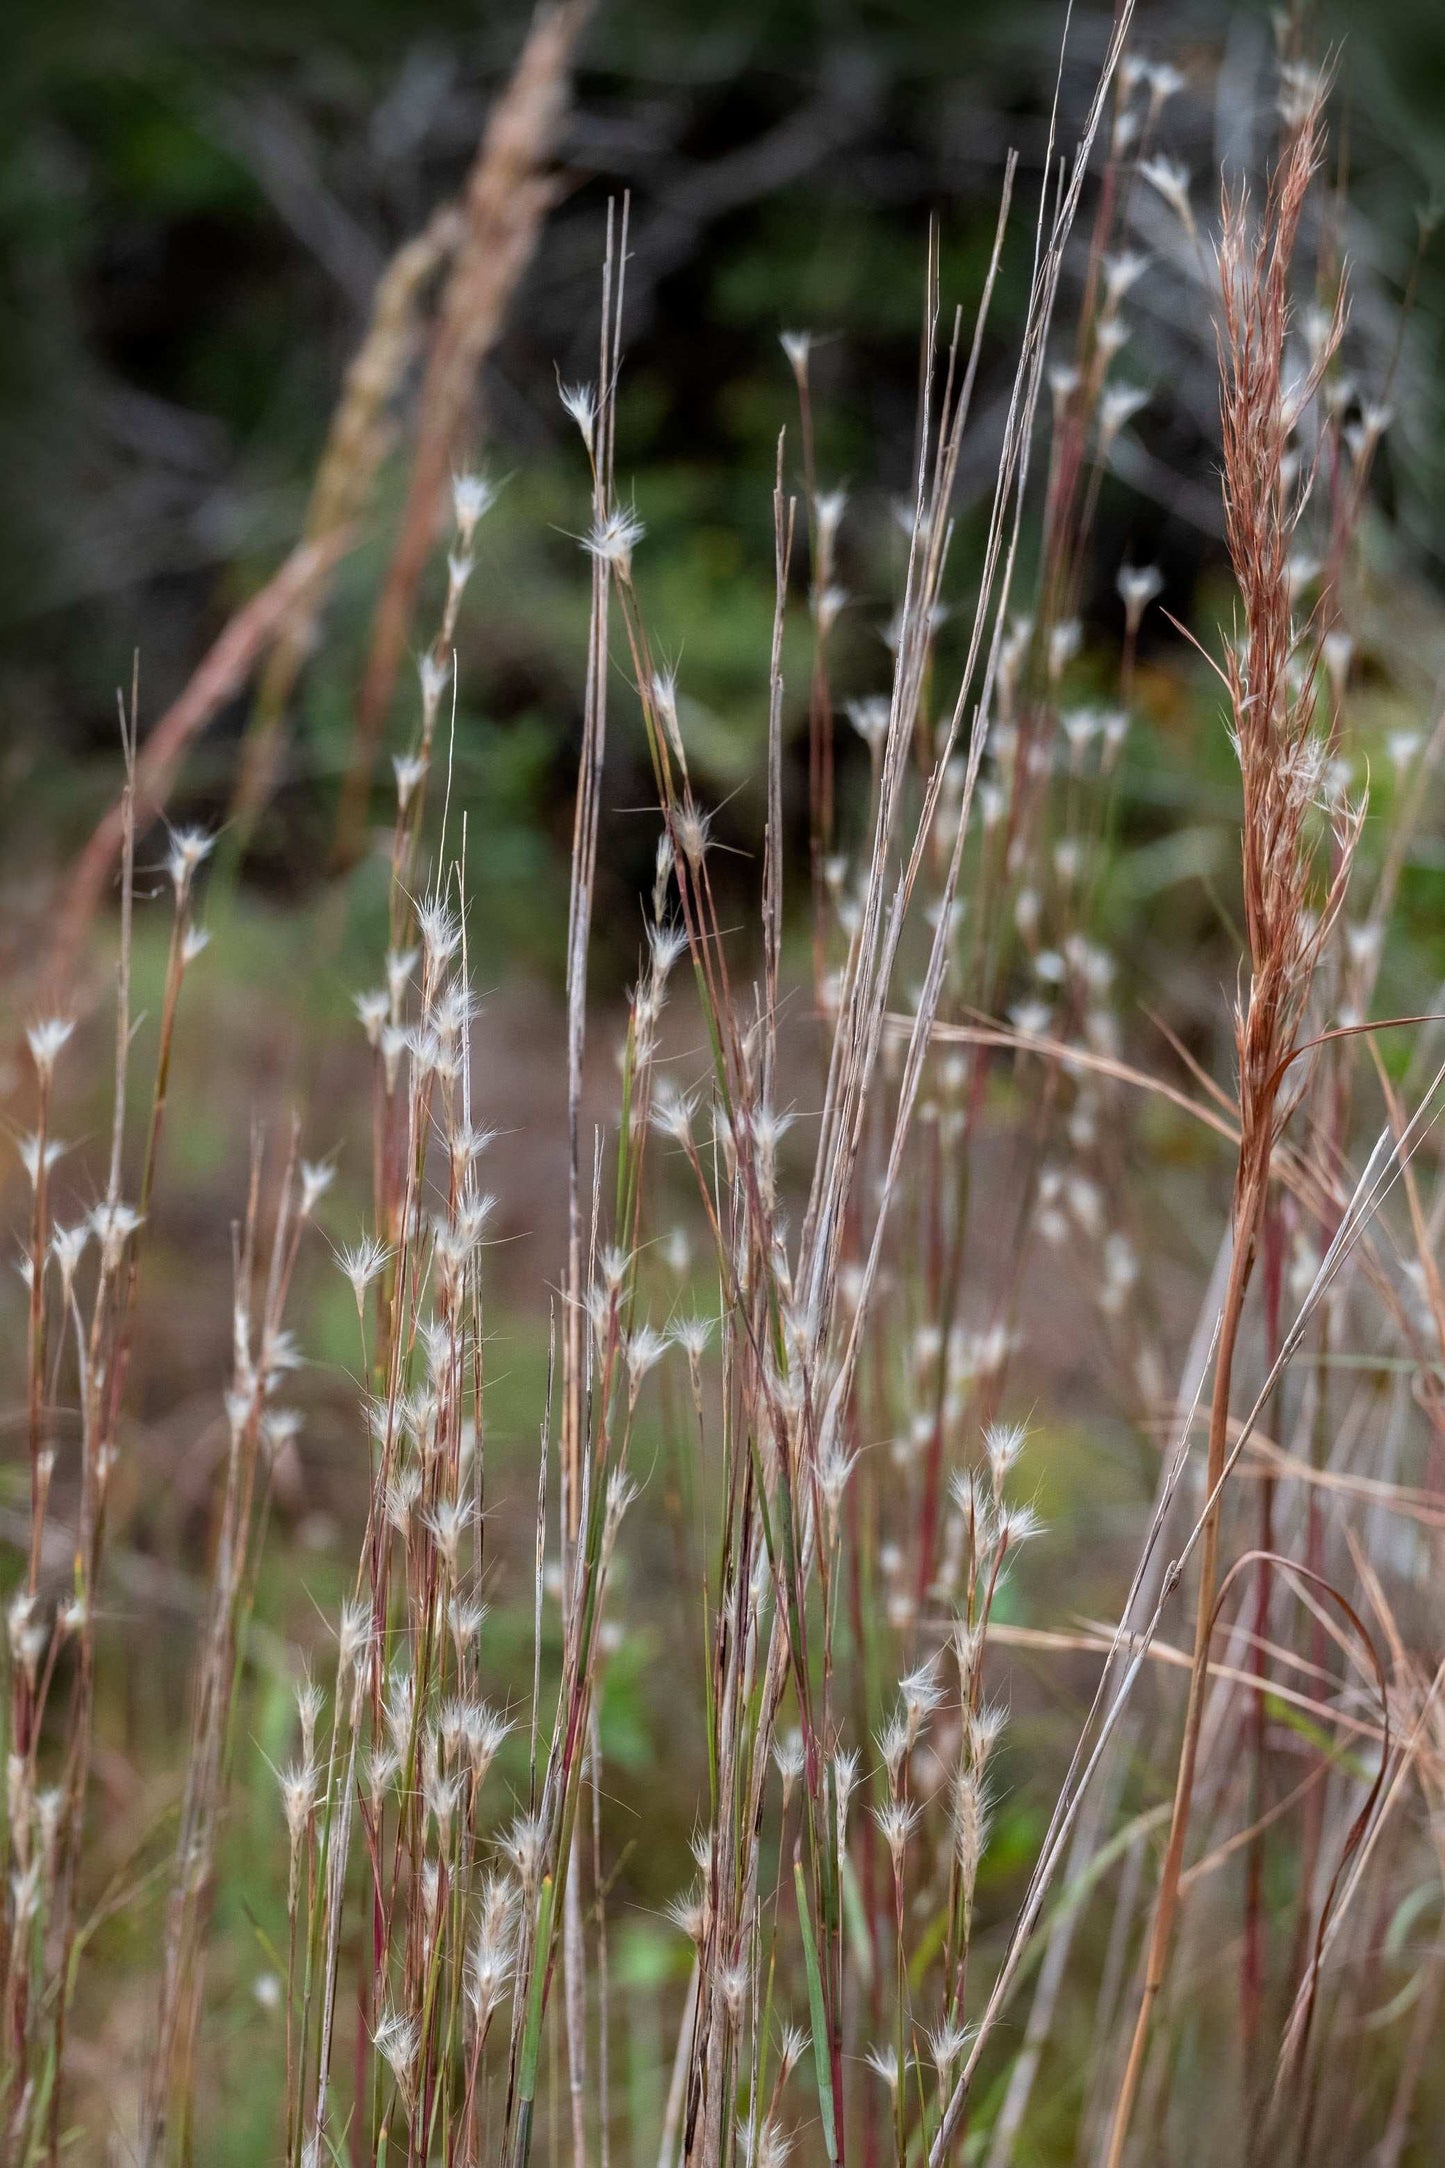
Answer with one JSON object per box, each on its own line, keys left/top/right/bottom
{"left": 1105, "top": 83, "right": 1363, "bottom": 2164}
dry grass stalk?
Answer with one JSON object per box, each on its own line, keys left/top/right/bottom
{"left": 1105, "top": 82, "right": 1362, "bottom": 2164}
{"left": 228, "top": 199, "right": 466, "bottom": 852}
{"left": 3, "top": 699, "right": 223, "bottom": 2158}
{"left": 333, "top": 1, "right": 588, "bottom": 872}
{"left": 137, "top": 1130, "right": 317, "bottom": 2163}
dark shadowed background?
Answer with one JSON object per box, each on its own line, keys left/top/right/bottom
{"left": 2, "top": 0, "right": 1443, "bottom": 981}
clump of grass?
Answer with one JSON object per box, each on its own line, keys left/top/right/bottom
{"left": 6, "top": 19, "right": 1445, "bottom": 2168}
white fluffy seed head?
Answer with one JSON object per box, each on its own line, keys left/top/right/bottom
{"left": 451, "top": 470, "right": 497, "bottom": 542}
{"left": 832, "top": 1748, "right": 860, "bottom": 1853}
{"left": 337, "top": 1234, "right": 389, "bottom": 1311}
{"left": 740, "top": 2119, "right": 793, "bottom": 2168}
{"left": 373, "top": 2009, "right": 421, "bottom": 2108}
{"left": 1102, "top": 250, "right": 1148, "bottom": 307}
{"left": 674, "top": 797, "right": 712, "bottom": 870}
{"left": 463, "top": 1704, "right": 512, "bottom": 1783}
{"left": 502, "top": 1811, "right": 548, "bottom": 1896}
{"left": 49, "top": 1222, "right": 88, "bottom": 1296}
{"left": 927, "top": 2019, "right": 971, "bottom": 2082}
{"left": 877, "top": 1714, "right": 910, "bottom": 1786}
{"left": 666, "top": 1886, "right": 708, "bottom": 1944}
{"left": 872, "top": 1796, "right": 921, "bottom": 1871}
{"left": 90, "top": 1200, "right": 142, "bottom": 1269}
{"left": 1138, "top": 154, "right": 1193, "bottom": 235}
{"left": 18, "top": 1135, "right": 65, "bottom": 1189}
{"left": 652, "top": 1078, "right": 696, "bottom": 1146}
{"left": 415, "top": 896, "right": 461, "bottom": 970}
{"left": 166, "top": 826, "right": 213, "bottom": 899}
{"left": 584, "top": 505, "right": 645, "bottom": 574}
{"left": 279, "top": 1760, "right": 317, "bottom": 1848}
{"left": 296, "top": 1678, "right": 324, "bottom": 1757}
{"left": 467, "top": 1915, "right": 515, "bottom": 2024}
{"left": 424, "top": 1497, "right": 472, "bottom": 1575}
{"left": 384, "top": 1467, "right": 421, "bottom": 1534}
{"left": 718, "top": 1960, "right": 750, "bottom": 2021}
{"left": 625, "top": 1325, "right": 667, "bottom": 1385}
{"left": 299, "top": 1160, "right": 334, "bottom": 1216}
{"left": 773, "top": 1729, "right": 804, "bottom": 1798}
{"left": 1117, "top": 562, "right": 1163, "bottom": 625}
{"left": 779, "top": 329, "right": 813, "bottom": 377}
{"left": 984, "top": 1421, "right": 1028, "bottom": 1494}
{"left": 1099, "top": 382, "right": 1148, "bottom": 446}
{"left": 648, "top": 921, "right": 687, "bottom": 979}
{"left": 998, "top": 1502, "right": 1043, "bottom": 1553}
{"left": 26, "top": 1017, "right": 73, "bottom": 1083}
{"left": 815, "top": 487, "right": 847, "bottom": 550}
{"left": 966, "top": 1699, "right": 1007, "bottom": 1768}
{"left": 865, "top": 2045, "right": 902, "bottom": 2092}
{"left": 953, "top": 1768, "right": 989, "bottom": 1889}
{"left": 558, "top": 381, "right": 596, "bottom": 452}
{"left": 355, "top": 989, "right": 388, "bottom": 1046}
{"left": 846, "top": 696, "right": 891, "bottom": 753}
{"left": 393, "top": 752, "right": 427, "bottom": 812}
{"left": 337, "top": 1599, "right": 369, "bottom": 1681}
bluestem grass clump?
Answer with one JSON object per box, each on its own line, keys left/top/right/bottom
{"left": 6, "top": 19, "right": 1445, "bottom": 2168}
